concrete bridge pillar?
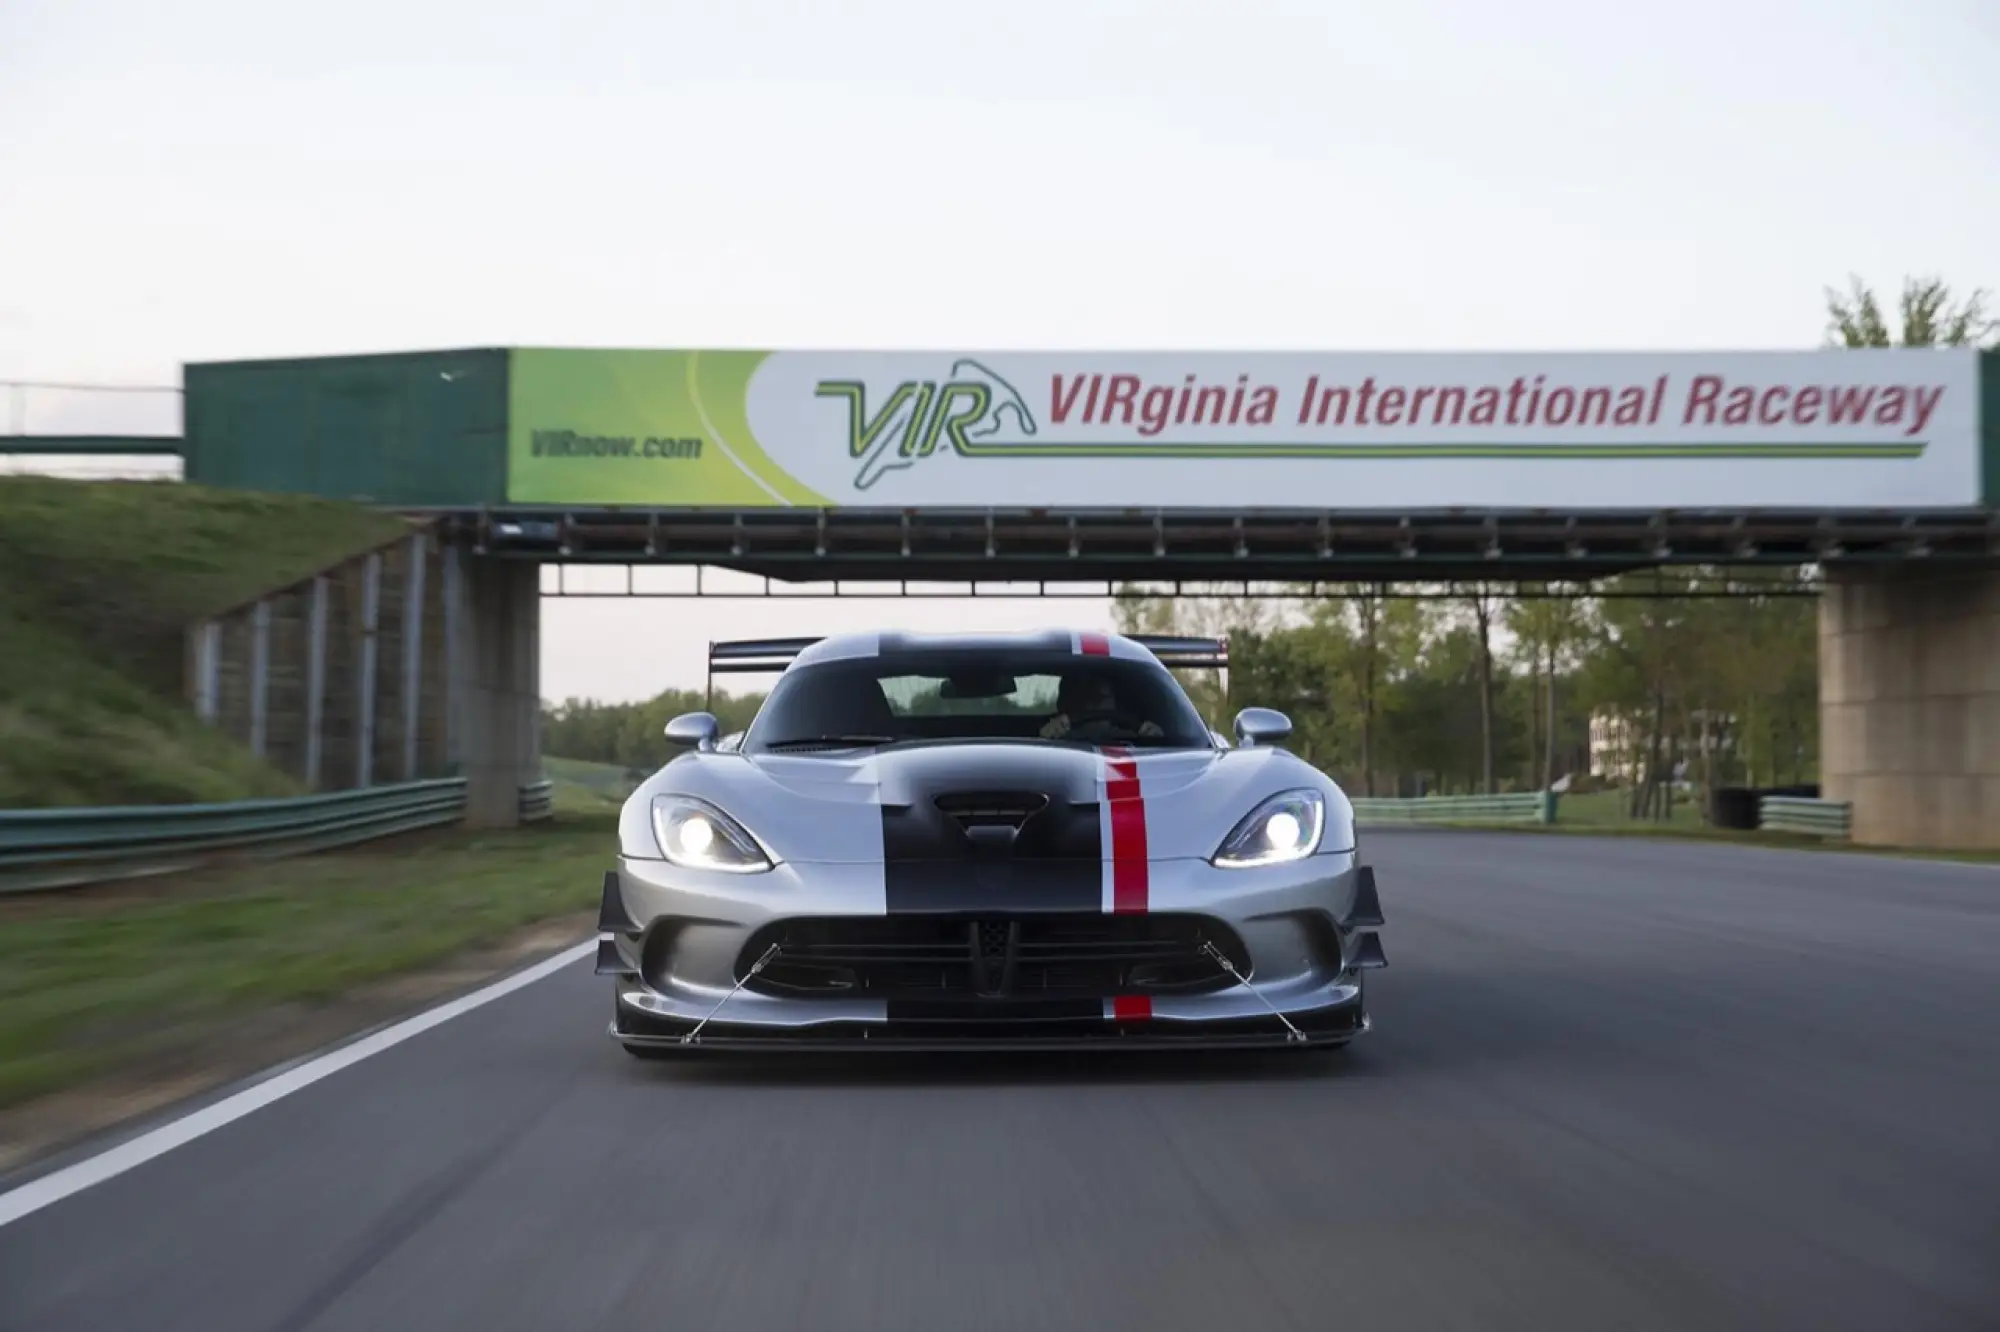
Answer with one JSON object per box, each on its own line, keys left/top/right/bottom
{"left": 1819, "top": 563, "right": 2000, "bottom": 850}
{"left": 455, "top": 554, "right": 542, "bottom": 828}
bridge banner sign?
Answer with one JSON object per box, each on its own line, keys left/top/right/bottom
{"left": 504, "top": 347, "right": 1986, "bottom": 509}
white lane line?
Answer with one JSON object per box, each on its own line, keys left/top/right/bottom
{"left": 0, "top": 938, "right": 595, "bottom": 1231}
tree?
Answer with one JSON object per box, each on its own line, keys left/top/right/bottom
{"left": 1824, "top": 275, "right": 1997, "bottom": 348}
{"left": 1505, "top": 588, "right": 1588, "bottom": 790}
{"left": 1228, "top": 619, "right": 1349, "bottom": 765}
{"left": 1111, "top": 581, "right": 1306, "bottom": 728}
{"left": 1386, "top": 617, "right": 1488, "bottom": 793}
{"left": 1459, "top": 583, "right": 1501, "bottom": 793}
{"left": 1319, "top": 588, "right": 1427, "bottom": 796}
{"left": 1574, "top": 572, "right": 1688, "bottom": 818}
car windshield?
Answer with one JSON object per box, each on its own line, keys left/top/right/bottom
{"left": 743, "top": 649, "right": 1215, "bottom": 753}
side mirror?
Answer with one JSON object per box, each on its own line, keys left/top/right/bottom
{"left": 664, "top": 711, "right": 721, "bottom": 751}
{"left": 1233, "top": 706, "right": 1292, "bottom": 747}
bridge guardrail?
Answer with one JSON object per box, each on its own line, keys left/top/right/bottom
{"left": 519, "top": 779, "right": 554, "bottom": 823}
{"left": 0, "top": 779, "right": 469, "bottom": 894}
{"left": 1758, "top": 795, "right": 1852, "bottom": 839}
{"left": 1351, "top": 792, "right": 1556, "bottom": 826}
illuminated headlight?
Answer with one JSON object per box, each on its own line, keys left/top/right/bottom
{"left": 1211, "top": 789, "right": 1326, "bottom": 868}
{"left": 649, "top": 795, "right": 774, "bottom": 874}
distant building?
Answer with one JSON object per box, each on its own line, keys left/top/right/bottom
{"left": 1590, "top": 706, "right": 1739, "bottom": 784}
{"left": 1589, "top": 709, "right": 1640, "bottom": 782}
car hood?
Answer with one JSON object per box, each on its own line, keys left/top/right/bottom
{"left": 623, "top": 740, "right": 1346, "bottom": 864}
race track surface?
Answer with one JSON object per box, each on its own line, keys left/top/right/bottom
{"left": 3, "top": 832, "right": 1998, "bottom": 1332}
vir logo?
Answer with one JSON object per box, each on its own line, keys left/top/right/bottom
{"left": 815, "top": 358, "right": 1037, "bottom": 491}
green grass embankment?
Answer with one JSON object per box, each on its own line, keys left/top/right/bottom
{"left": 0, "top": 476, "right": 409, "bottom": 807}
{"left": 0, "top": 479, "right": 621, "bottom": 1126}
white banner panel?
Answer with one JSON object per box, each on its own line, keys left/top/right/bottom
{"left": 508, "top": 348, "right": 1983, "bottom": 509}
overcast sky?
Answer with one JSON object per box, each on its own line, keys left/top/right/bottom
{"left": 3, "top": 0, "right": 1995, "bottom": 702}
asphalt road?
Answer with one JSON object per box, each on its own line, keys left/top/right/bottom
{"left": 3, "top": 832, "right": 1998, "bottom": 1332}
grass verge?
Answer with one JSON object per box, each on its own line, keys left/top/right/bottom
{"left": 544, "top": 755, "right": 644, "bottom": 815}
{"left": 0, "top": 811, "right": 612, "bottom": 1113}
{"left": 1546, "top": 787, "right": 1707, "bottom": 829}
{"left": 1359, "top": 788, "right": 1997, "bottom": 862}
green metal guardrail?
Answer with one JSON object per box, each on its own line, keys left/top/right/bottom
{"left": 0, "top": 779, "right": 468, "bottom": 894}
{"left": 1350, "top": 791, "right": 1556, "bottom": 826}
{"left": 1758, "top": 795, "right": 1852, "bottom": 839}
{"left": 519, "top": 779, "right": 555, "bottom": 823}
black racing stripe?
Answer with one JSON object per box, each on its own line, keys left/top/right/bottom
{"left": 877, "top": 745, "right": 1104, "bottom": 915}
{"left": 881, "top": 856, "right": 1100, "bottom": 914}
{"left": 884, "top": 997, "right": 1105, "bottom": 1023}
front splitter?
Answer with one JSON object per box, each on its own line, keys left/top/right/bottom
{"left": 609, "top": 1001, "right": 1369, "bottom": 1053}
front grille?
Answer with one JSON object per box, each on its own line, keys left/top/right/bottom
{"left": 739, "top": 913, "right": 1247, "bottom": 1000}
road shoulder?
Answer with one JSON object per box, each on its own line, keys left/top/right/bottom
{"left": 0, "top": 910, "right": 594, "bottom": 1181}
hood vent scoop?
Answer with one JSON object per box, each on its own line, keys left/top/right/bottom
{"left": 934, "top": 792, "right": 1051, "bottom": 836}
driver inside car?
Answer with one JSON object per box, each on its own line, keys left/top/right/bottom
{"left": 1038, "top": 674, "right": 1164, "bottom": 741}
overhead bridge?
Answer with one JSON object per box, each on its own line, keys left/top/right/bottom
{"left": 15, "top": 346, "right": 1998, "bottom": 849}
{"left": 424, "top": 505, "right": 1999, "bottom": 586}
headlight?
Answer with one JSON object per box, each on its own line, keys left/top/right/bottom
{"left": 650, "top": 795, "right": 775, "bottom": 874}
{"left": 1211, "top": 789, "right": 1325, "bottom": 868}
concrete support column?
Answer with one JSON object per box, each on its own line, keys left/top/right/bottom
{"left": 1820, "top": 563, "right": 2000, "bottom": 849}
{"left": 456, "top": 554, "right": 542, "bottom": 828}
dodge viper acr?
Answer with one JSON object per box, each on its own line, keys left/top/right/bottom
{"left": 598, "top": 629, "right": 1386, "bottom": 1053}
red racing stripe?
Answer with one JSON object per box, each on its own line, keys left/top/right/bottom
{"left": 1079, "top": 631, "right": 1110, "bottom": 656}
{"left": 1102, "top": 744, "right": 1149, "bottom": 913}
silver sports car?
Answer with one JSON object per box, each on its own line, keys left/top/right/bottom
{"left": 598, "top": 629, "right": 1386, "bottom": 1053}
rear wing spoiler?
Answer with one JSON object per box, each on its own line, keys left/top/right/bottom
{"left": 704, "top": 637, "right": 823, "bottom": 710}
{"left": 1130, "top": 635, "right": 1228, "bottom": 670}
{"left": 707, "top": 637, "right": 824, "bottom": 675}
{"left": 705, "top": 633, "right": 1225, "bottom": 678}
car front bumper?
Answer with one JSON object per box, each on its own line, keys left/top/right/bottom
{"left": 598, "top": 849, "right": 1386, "bottom": 1051}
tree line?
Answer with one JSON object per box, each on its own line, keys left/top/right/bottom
{"left": 542, "top": 688, "right": 765, "bottom": 776}
{"left": 1110, "top": 569, "right": 1818, "bottom": 816}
